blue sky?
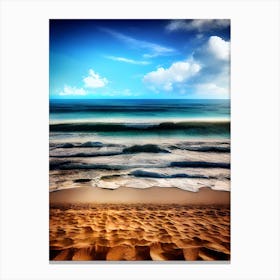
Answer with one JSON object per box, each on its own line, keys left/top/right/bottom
{"left": 50, "top": 19, "right": 230, "bottom": 99}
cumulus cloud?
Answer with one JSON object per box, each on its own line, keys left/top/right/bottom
{"left": 166, "top": 19, "right": 230, "bottom": 32}
{"left": 59, "top": 85, "right": 86, "bottom": 96}
{"left": 143, "top": 35, "right": 230, "bottom": 97}
{"left": 191, "top": 36, "right": 230, "bottom": 98}
{"left": 206, "top": 36, "right": 230, "bottom": 61}
{"left": 101, "top": 28, "right": 175, "bottom": 58}
{"left": 143, "top": 60, "right": 201, "bottom": 91}
{"left": 105, "top": 56, "right": 150, "bottom": 65}
{"left": 193, "top": 36, "right": 230, "bottom": 76}
{"left": 83, "top": 69, "right": 108, "bottom": 88}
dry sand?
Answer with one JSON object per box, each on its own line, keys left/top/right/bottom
{"left": 50, "top": 187, "right": 230, "bottom": 261}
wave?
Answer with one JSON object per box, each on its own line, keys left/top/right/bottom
{"left": 50, "top": 160, "right": 230, "bottom": 171}
{"left": 50, "top": 151, "right": 121, "bottom": 158}
{"left": 50, "top": 149, "right": 169, "bottom": 158}
{"left": 50, "top": 141, "right": 230, "bottom": 155}
{"left": 50, "top": 162, "right": 130, "bottom": 171}
{"left": 123, "top": 144, "right": 170, "bottom": 154}
{"left": 169, "top": 145, "right": 230, "bottom": 153}
{"left": 129, "top": 170, "right": 212, "bottom": 179}
{"left": 50, "top": 144, "right": 170, "bottom": 158}
{"left": 170, "top": 161, "right": 230, "bottom": 169}
{"left": 50, "top": 141, "right": 125, "bottom": 149}
{"left": 80, "top": 141, "right": 104, "bottom": 147}
{"left": 50, "top": 121, "right": 230, "bottom": 134}
{"left": 50, "top": 143, "right": 230, "bottom": 159}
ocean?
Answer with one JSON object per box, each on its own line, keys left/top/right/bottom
{"left": 49, "top": 99, "right": 230, "bottom": 193}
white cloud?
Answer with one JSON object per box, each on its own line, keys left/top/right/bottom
{"left": 59, "top": 85, "right": 86, "bottom": 96}
{"left": 106, "top": 56, "right": 150, "bottom": 65}
{"left": 83, "top": 69, "right": 108, "bottom": 88}
{"left": 190, "top": 36, "right": 230, "bottom": 98}
{"left": 193, "top": 36, "right": 230, "bottom": 72}
{"left": 166, "top": 19, "right": 230, "bottom": 32}
{"left": 101, "top": 28, "right": 175, "bottom": 58}
{"left": 206, "top": 36, "right": 230, "bottom": 61}
{"left": 143, "top": 60, "right": 201, "bottom": 91}
{"left": 142, "top": 35, "right": 230, "bottom": 96}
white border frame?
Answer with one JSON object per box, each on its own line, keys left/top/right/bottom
{"left": 1, "top": 0, "right": 279, "bottom": 279}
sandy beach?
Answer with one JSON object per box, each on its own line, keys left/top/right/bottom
{"left": 50, "top": 186, "right": 230, "bottom": 261}
{"left": 49, "top": 100, "right": 230, "bottom": 261}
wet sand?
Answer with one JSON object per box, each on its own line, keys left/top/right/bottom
{"left": 50, "top": 186, "right": 230, "bottom": 204}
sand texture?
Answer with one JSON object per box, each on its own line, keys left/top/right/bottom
{"left": 50, "top": 203, "right": 230, "bottom": 261}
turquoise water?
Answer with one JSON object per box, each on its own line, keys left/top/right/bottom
{"left": 50, "top": 99, "right": 229, "bottom": 120}
{"left": 50, "top": 99, "right": 230, "bottom": 139}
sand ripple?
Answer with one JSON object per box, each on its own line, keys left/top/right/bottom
{"left": 50, "top": 204, "right": 230, "bottom": 261}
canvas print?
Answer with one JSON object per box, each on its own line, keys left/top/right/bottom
{"left": 49, "top": 19, "right": 230, "bottom": 261}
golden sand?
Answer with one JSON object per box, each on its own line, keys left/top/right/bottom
{"left": 50, "top": 187, "right": 230, "bottom": 261}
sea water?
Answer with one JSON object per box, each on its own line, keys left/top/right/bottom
{"left": 50, "top": 99, "right": 230, "bottom": 139}
{"left": 49, "top": 99, "right": 230, "bottom": 192}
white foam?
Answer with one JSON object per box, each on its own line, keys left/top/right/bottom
{"left": 94, "top": 177, "right": 230, "bottom": 193}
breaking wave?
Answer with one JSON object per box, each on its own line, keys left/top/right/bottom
{"left": 50, "top": 121, "right": 230, "bottom": 136}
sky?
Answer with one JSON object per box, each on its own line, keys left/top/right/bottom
{"left": 50, "top": 19, "right": 230, "bottom": 99}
